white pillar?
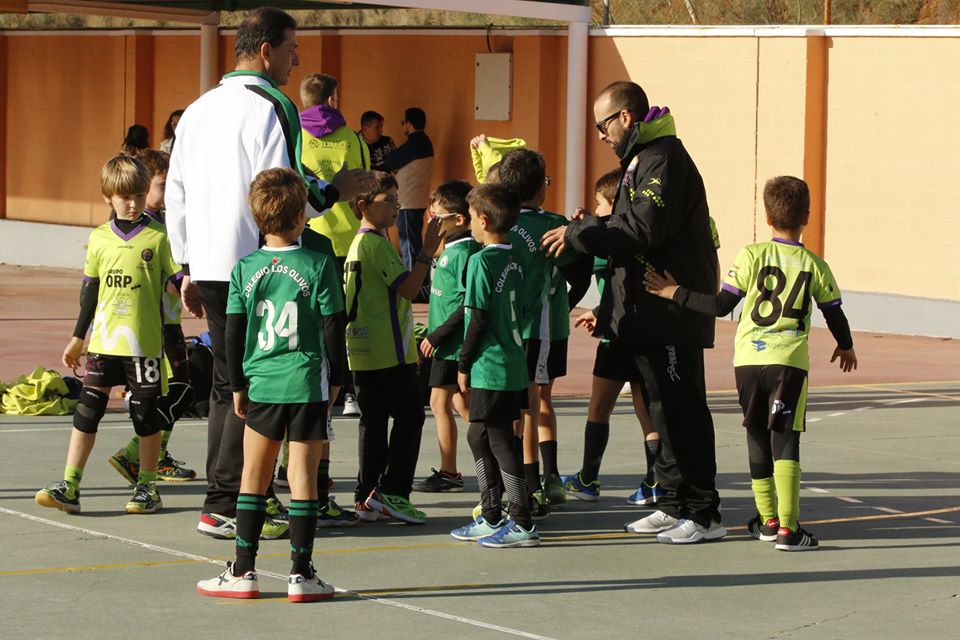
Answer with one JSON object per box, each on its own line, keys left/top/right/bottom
{"left": 199, "top": 20, "right": 219, "bottom": 94}
{"left": 564, "top": 20, "right": 589, "bottom": 215}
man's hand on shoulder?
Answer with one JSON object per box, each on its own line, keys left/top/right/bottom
{"left": 541, "top": 225, "right": 568, "bottom": 258}
{"left": 332, "top": 163, "right": 376, "bottom": 202}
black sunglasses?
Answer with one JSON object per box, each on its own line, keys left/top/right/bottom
{"left": 595, "top": 111, "right": 621, "bottom": 134}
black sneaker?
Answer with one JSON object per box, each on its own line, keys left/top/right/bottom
{"left": 276, "top": 464, "right": 290, "bottom": 489}
{"left": 35, "top": 481, "right": 81, "bottom": 514}
{"left": 775, "top": 524, "right": 820, "bottom": 551}
{"left": 747, "top": 514, "right": 780, "bottom": 541}
{"left": 412, "top": 468, "right": 464, "bottom": 493}
{"left": 531, "top": 490, "right": 551, "bottom": 522}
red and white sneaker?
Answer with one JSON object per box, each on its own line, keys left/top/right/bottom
{"left": 196, "top": 563, "right": 259, "bottom": 599}
{"left": 288, "top": 569, "right": 335, "bottom": 603}
{"left": 354, "top": 500, "right": 388, "bottom": 522}
{"left": 197, "top": 513, "right": 237, "bottom": 539}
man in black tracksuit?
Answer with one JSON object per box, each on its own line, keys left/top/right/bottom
{"left": 543, "top": 81, "right": 723, "bottom": 544}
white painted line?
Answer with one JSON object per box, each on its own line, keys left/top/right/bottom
{"left": 807, "top": 418, "right": 822, "bottom": 423}
{"left": 924, "top": 518, "right": 953, "bottom": 525}
{"left": 885, "top": 398, "right": 925, "bottom": 406}
{"left": 805, "top": 487, "right": 830, "bottom": 494}
{"left": 871, "top": 507, "right": 903, "bottom": 514}
{"left": 0, "top": 425, "right": 134, "bottom": 434}
{"left": 837, "top": 497, "right": 864, "bottom": 504}
{"left": 827, "top": 412, "right": 847, "bottom": 418}
{"left": 853, "top": 407, "right": 872, "bottom": 412}
{"left": 0, "top": 506, "right": 557, "bottom": 640}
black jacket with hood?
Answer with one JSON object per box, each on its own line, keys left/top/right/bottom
{"left": 564, "top": 114, "right": 718, "bottom": 347}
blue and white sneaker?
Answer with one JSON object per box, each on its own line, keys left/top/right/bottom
{"left": 450, "top": 516, "right": 506, "bottom": 541}
{"left": 627, "top": 480, "right": 664, "bottom": 506}
{"left": 477, "top": 520, "right": 540, "bottom": 548}
{"left": 562, "top": 472, "right": 600, "bottom": 502}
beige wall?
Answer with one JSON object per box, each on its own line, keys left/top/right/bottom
{"left": 2, "top": 29, "right": 959, "bottom": 304}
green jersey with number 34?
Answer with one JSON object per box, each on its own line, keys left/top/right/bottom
{"left": 227, "top": 245, "right": 344, "bottom": 403}
{"left": 724, "top": 238, "right": 842, "bottom": 370}
{"left": 464, "top": 243, "right": 527, "bottom": 391}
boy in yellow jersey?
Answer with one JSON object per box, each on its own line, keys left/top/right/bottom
{"left": 647, "top": 176, "right": 857, "bottom": 549}
{"left": 345, "top": 172, "right": 444, "bottom": 523}
{"left": 36, "top": 155, "right": 181, "bottom": 515}
{"left": 109, "top": 149, "right": 197, "bottom": 485}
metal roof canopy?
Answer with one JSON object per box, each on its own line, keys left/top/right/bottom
{"left": 14, "top": 0, "right": 591, "bottom": 213}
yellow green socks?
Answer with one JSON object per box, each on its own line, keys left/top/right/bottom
{"left": 751, "top": 476, "right": 777, "bottom": 523}
{"left": 774, "top": 459, "right": 801, "bottom": 531}
{"left": 138, "top": 469, "right": 157, "bottom": 486}
{"left": 125, "top": 430, "right": 172, "bottom": 464}
{"left": 64, "top": 466, "right": 84, "bottom": 498}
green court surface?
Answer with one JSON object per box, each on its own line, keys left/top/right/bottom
{"left": 2, "top": 382, "right": 958, "bottom": 639}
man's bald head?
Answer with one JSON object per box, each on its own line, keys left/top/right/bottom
{"left": 597, "top": 81, "right": 649, "bottom": 119}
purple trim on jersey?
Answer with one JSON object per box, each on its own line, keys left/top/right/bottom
{"left": 721, "top": 282, "right": 745, "bottom": 297}
{"left": 817, "top": 298, "right": 842, "bottom": 309}
{"left": 168, "top": 270, "right": 184, "bottom": 284}
{"left": 387, "top": 272, "right": 409, "bottom": 365}
{"left": 82, "top": 275, "right": 99, "bottom": 283}
{"left": 110, "top": 218, "right": 147, "bottom": 241}
{"left": 772, "top": 237, "right": 804, "bottom": 247}
{"left": 144, "top": 208, "right": 164, "bottom": 225}
{"left": 356, "top": 227, "right": 380, "bottom": 235}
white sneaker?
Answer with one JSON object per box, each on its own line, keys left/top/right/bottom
{"left": 197, "top": 513, "right": 237, "bottom": 539}
{"left": 624, "top": 510, "right": 678, "bottom": 534}
{"left": 656, "top": 518, "right": 726, "bottom": 544}
{"left": 196, "top": 564, "right": 259, "bottom": 599}
{"left": 288, "top": 571, "right": 335, "bottom": 603}
{"left": 342, "top": 393, "right": 361, "bottom": 418}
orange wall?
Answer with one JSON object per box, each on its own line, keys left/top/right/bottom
{"left": 2, "top": 29, "right": 959, "bottom": 303}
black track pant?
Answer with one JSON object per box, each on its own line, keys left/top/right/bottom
{"left": 198, "top": 282, "right": 246, "bottom": 517}
{"left": 354, "top": 364, "right": 425, "bottom": 501}
{"left": 630, "top": 344, "right": 721, "bottom": 527}
{"left": 467, "top": 421, "right": 532, "bottom": 530}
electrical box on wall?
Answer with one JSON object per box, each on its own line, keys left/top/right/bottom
{"left": 475, "top": 53, "right": 512, "bottom": 121}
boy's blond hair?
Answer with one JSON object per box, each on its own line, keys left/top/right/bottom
{"left": 300, "top": 73, "right": 338, "bottom": 109}
{"left": 100, "top": 154, "right": 151, "bottom": 198}
{"left": 248, "top": 168, "right": 307, "bottom": 235}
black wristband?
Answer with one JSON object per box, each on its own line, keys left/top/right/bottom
{"left": 415, "top": 253, "right": 433, "bottom": 266}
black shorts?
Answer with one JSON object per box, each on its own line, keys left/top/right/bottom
{"left": 735, "top": 365, "right": 809, "bottom": 433}
{"left": 84, "top": 353, "right": 162, "bottom": 400}
{"left": 524, "top": 338, "right": 568, "bottom": 385}
{"left": 246, "top": 401, "right": 329, "bottom": 442}
{"left": 469, "top": 388, "right": 526, "bottom": 424}
{"left": 428, "top": 358, "right": 459, "bottom": 388}
{"left": 592, "top": 340, "right": 642, "bottom": 382}
{"left": 163, "top": 324, "right": 190, "bottom": 384}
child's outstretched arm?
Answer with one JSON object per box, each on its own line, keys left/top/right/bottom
{"left": 645, "top": 269, "right": 742, "bottom": 317}
{"left": 395, "top": 216, "right": 445, "bottom": 300}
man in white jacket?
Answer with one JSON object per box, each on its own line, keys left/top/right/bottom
{"left": 167, "top": 6, "right": 371, "bottom": 539}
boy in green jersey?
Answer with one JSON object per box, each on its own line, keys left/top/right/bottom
{"left": 414, "top": 181, "right": 479, "bottom": 493}
{"left": 109, "top": 149, "right": 197, "bottom": 486}
{"left": 647, "top": 176, "right": 858, "bottom": 550}
{"left": 563, "top": 169, "right": 663, "bottom": 504}
{"left": 451, "top": 183, "right": 539, "bottom": 548}
{"left": 345, "top": 172, "right": 444, "bottom": 524}
{"left": 197, "top": 168, "right": 346, "bottom": 602}
{"left": 497, "top": 149, "right": 590, "bottom": 512}
{"left": 36, "top": 155, "right": 181, "bottom": 515}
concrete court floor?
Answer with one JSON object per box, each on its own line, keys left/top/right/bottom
{"left": 2, "top": 381, "right": 959, "bottom": 640}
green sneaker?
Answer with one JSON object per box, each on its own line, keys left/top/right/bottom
{"left": 365, "top": 488, "right": 426, "bottom": 524}
{"left": 125, "top": 483, "right": 162, "bottom": 514}
{"left": 35, "top": 480, "right": 81, "bottom": 514}
{"left": 471, "top": 501, "right": 483, "bottom": 520}
{"left": 108, "top": 450, "right": 139, "bottom": 486}
{"left": 260, "top": 517, "right": 289, "bottom": 540}
{"left": 543, "top": 473, "right": 566, "bottom": 505}
{"left": 316, "top": 499, "right": 359, "bottom": 528}
{"left": 157, "top": 451, "right": 197, "bottom": 482}
{"left": 266, "top": 495, "right": 289, "bottom": 522}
